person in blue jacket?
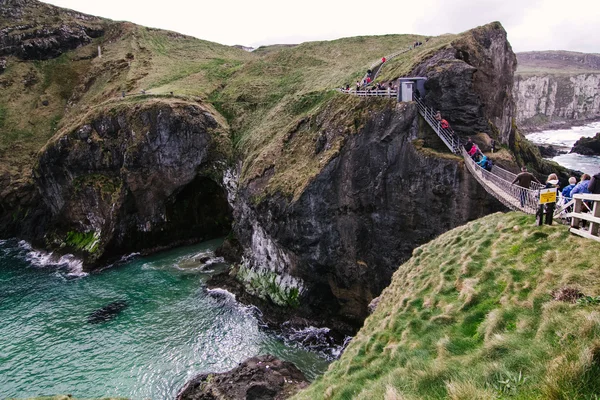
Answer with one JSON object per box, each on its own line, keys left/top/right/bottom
{"left": 571, "top": 174, "right": 592, "bottom": 196}
{"left": 476, "top": 155, "right": 488, "bottom": 168}
{"left": 561, "top": 177, "right": 578, "bottom": 200}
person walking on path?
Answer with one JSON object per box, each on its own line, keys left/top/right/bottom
{"left": 588, "top": 172, "right": 600, "bottom": 194}
{"left": 381, "top": 56, "right": 386, "bottom": 63}
{"left": 476, "top": 155, "right": 489, "bottom": 169}
{"left": 490, "top": 139, "right": 496, "bottom": 153}
{"left": 537, "top": 173, "right": 560, "bottom": 225}
{"left": 511, "top": 167, "right": 541, "bottom": 208}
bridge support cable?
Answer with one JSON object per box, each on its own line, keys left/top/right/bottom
{"left": 414, "top": 97, "right": 540, "bottom": 214}
{"left": 339, "top": 65, "right": 543, "bottom": 216}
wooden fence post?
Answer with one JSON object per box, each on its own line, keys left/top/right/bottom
{"left": 572, "top": 198, "right": 582, "bottom": 229}
{"left": 591, "top": 201, "right": 600, "bottom": 236}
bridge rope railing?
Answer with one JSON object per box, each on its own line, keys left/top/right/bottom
{"left": 461, "top": 148, "right": 540, "bottom": 214}
{"left": 413, "top": 97, "right": 541, "bottom": 214}
{"left": 339, "top": 61, "right": 546, "bottom": 216}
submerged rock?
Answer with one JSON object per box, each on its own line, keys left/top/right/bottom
{"left": 538, "top": 144, "right": 567, "bottom": 158}
{"left": 87, "top": 300, "right": 128, "bottom": 324}
{"left": 176, "top": 354, "right": 308, "bottom": 400}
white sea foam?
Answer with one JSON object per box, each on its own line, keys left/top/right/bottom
{"left": 207, "top": 287, "right": 237, "bottom": 302}
{"left": 283, "top": 325, "right": 353, "bottom": 360}
{"left": 18, "top": 240, "right": 87, "bottom": 277}
{"left": 526, "top": 121, "right": 600, "bottom": 149}
{"left": 173, "top": 251, "right": 225, "bottom": 271}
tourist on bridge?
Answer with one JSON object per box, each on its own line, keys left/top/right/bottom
{"left": 571, "top": 174, "right": 591, "bottom": 196}
{"left": 381, "top": 57, "right": 386, "bottom": 63}
{"left": 468, "top": 144, "right": 480, "bottom": 159}
{"left": 511, "top": 167, "right": 541, "bottom": 208}
{"left": 356, "top": 81, "right": 361, "bottom": 91}
{"left": 537, "top": 173, "right": 560, "bottom": 225}
{"left": 465, "top": 137, "right": 473, "bottom": 152}
{"left": 588, "top": 172, "right": 600, "bottom": 194}
{"left": 477, "top": 155, "right": 489, "bottom": 169}
{"left": 561, "top": 177, "right": 578, "bottom": 200}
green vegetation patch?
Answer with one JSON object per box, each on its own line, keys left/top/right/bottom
{"left": 236, "top": 265, "right": 302, "bottom": 308}
{"left": 295, "top": 212, "right": 600, "bottom": 399}
{"left": 65, "top": 230, "right": 101, "bottom": 253}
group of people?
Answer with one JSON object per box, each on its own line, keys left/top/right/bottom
{"left": 464, "top": 137, "right": 493, "bottom": 171}
{"left": 353, "top": 79, "right": 396, "bottom": 93}
{"left": 511, "top": 167, "right": 600, "bottom": 225}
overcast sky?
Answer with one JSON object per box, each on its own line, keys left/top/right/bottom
{"left": 42, "top": 0, "right": 599, "bottom": 53}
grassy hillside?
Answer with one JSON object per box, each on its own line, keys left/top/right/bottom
{"left": 516, "top": 51, "right": 600, "bottom": 76}
{"left": 0, "top": 8, "right": 251, "bottom": 185}
{"left": 1, "top": 2, "right": 515, "bottom": 203}
{"left": 2, "top": 0, "right": 450, "bottom": 201}
{"left": 295, "top": 212, "right": 600, "bottom": 399}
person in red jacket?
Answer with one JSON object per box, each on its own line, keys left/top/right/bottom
{"left": 382, "top": 57, "right": 386, "bottom": 63}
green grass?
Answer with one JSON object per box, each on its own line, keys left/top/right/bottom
{"left": 2, "top": 5, "right": 513, "bottom": 201}
{"left": 11, "top": 397, "right": 127, "bottom": 400}
{"left": 294, "top": 212, "right": 600, "bottom": 399}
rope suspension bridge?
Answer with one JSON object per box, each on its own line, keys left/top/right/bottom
{"left": 339, "top": 51, "right": 600, "bottom": 242}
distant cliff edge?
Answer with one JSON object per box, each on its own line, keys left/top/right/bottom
{"left": 514, "top": 51, "right": 600, "bottom": 131}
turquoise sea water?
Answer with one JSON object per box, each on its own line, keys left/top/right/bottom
{"left": 0, "top": 239, "right": 330, "bottom": 399}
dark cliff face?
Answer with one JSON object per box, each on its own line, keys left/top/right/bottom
{"left": 412, "top": 22, "right": 517, "bottom": 146}
{"left": 232, "top": 103, "right": 504, "bottom": 328}
{"left": 0, "top": 0, "right": 105, "bottom": 61}
{"left": 32, "top": 101, "right": 232, "bottom": 268}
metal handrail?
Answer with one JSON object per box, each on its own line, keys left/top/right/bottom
{"left": 414, "top": 97, "right": 541, "bottom": 214}
{"left": 339, "top": 88, "right": 397, "bottom": 98}
{"left": 339, "top": 74, "right": 545, "bottom": 215}
{"left": 489, "top": 166, "right": 545, "bottom": 191}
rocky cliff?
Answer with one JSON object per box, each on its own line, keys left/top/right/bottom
{"left": 227, "top": 101, "right": 503, "bottom": 331}
{"left": 412, "top": 22, "right": 517, "bottom": 146}
{"left": 0, "top": 2, "right": 522, "bottom": 335}
{"left": 31, "top": 100, "right": 232, "bottom": 267}
{"left": 221, "top": 22, "right": 516, "bottom": 332}
{"left": 514, "top": 51, "right": 600, "bottom": 130}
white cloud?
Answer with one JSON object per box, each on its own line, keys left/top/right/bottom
{"left": 41, "top": 0, "right": 600, "bottom": 53}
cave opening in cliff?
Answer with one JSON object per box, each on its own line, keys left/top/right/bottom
{"left": 105, "top": 175, "right": 233, "bottom": 259}
{"left": 165, "top": 174, "right": 233, "bottom": 242}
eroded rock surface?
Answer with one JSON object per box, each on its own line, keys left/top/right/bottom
{"left": 176, "top": 355, "right": 308, "bottom": 400}
{"left": 31, "top": 100, "right": 232, "bottom": 268}
{"left": 514, "top": 51, "right": 600, "bottom": 130}
{"left": 571, "top": 132, "right": 600, "bottom": 156}
{"left": 227, "top": 103, "right": 504, "bottom": 332}
{"left": 412, "top": 22, "right": 517, "bottom": 146}
{"left": 0, "top": 0, "right": 105, "bottom": 60}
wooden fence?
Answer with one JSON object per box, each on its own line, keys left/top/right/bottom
{"left": 568, "top": 193, "right": 600, "bottom": 242}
